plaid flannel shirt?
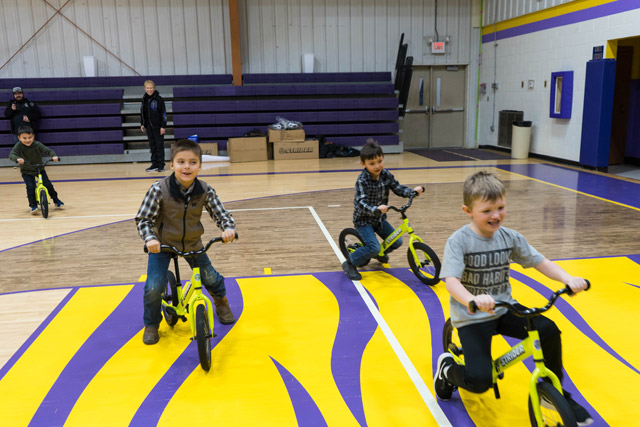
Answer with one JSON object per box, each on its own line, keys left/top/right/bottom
{"left": 136, "top": 177, "right": 234, "bottom": 243}
{"left": 353, "top": 168, "right": 414, "bottom": 227}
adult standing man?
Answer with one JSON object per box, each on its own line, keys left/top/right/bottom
{"left": 4, "top": 87, "right": 41, "bottom": 142}
{"left": 140, "top": 80, "right": 167, "bottom": 172}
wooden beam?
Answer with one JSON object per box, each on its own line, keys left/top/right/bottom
{"left": 229, "top": 0, "right": 242, "bottom": 86}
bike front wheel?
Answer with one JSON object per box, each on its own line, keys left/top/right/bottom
{"left": 39, "top": 188, "right": 49, "bottom": 218}
{"left": 528, "top": 382, "right": 577, "bottom": 427}
{"left": 338, "top": 228, "right": 370, "bottom": 266}
{"left": 407, "top": 242, "right": 441, "bottom": 285}
{"left": 195, "top": 303, "right": 212, "bottom": 371}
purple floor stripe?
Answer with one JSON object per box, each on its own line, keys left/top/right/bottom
{"left": 384, "top": 268, "right": 476, "bottom": 426}
{"left": 497, "top": 163, "right": 640, "bottom": 209}
{"left": 130, "top": 279, "right": 243, "bottom": 426}
{"left": 314, "top": 271, "right": 377, "bottom": 427}
{"left": 0, "top": 288, "right": 77, "bottom": 381}
{"left": 271, "top": 357, "right": 328, "bottom": 427}
{"left": 627, "top": 254, "right": 640, "bottom": 267}
{"left": 30, "top": 285, "right": 142, "bottom": 426}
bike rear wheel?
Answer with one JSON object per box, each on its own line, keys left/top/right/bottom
{"left": 338, "top": 228, "right": 370, "bottom": 266}
{"left": 407, "top": 242, "right": 441, "bottom": 285}
{"left": 528, "top": 382, "right": 577, "bottom": 427}
{"left": 162, "top": 271, "right": 179, "bottom": 326}
{"left": 39, "top": 188, "right": 49, "bottom": 218}
{"left": 195, "top": 303, "right": 212, "bottom": 371}
{"left": 442, "top": 318, "right": 463, "bottom": 357}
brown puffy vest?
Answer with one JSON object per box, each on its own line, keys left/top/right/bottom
{"left": 153, "top": 175, "right": 207, "bottom": 252}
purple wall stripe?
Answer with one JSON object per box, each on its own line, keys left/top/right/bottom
{"left": 29, "top": 285, "right": 143, "bottom": 426}
{"left": 271, "top": 357, "right": 328, "bottom": 427}
{"left": 130, "top": 279, "right": 244, "bottom": 426}
{"left": 482, "top": 1, "right": 640, "bottom": 43}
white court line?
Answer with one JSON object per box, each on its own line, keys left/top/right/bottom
{"left": 306, "top": 206, "right": 452, "bottom": 427}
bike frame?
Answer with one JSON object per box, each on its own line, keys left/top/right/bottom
{"left": 379, "top": 216, "right": 424, "bottom": 259}
{"left": 161, "top": 261, "right": 215, "bottom": 341}
{"left": 34, "top": 168, "right": 50, "bottom": 205}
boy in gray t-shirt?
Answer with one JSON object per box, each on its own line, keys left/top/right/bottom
{"left": 433, "top": 171, "right": 592, "bottom": 426}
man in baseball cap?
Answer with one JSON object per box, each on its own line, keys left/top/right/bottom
{"left": 4, "top": 86, "right": 41, "bottom": 138}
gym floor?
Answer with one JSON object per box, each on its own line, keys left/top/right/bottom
{"left": 0, "top": 151, "right": 637, "bottom": 426}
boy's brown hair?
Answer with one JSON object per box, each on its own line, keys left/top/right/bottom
{"left": 17, "top": 125, "right": 34, "bottom": 136}
{"left": 463, "top": 171, "right": 506, "bottom": 209}
{"left": 170, "top": 139, "right": 201, "bottom": 162}
{"left": 360, "top": 138, "right": 384, "bottom": 162}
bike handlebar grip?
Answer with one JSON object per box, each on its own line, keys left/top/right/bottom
{"left": 585, "top": 279, "right": 591, "bottom": 290}
{"left": 468, "top": 300, "right": 478, "bottom": 314}
{"left": 421, "top": 186, "right": 425, "bottom": 192}
{"left": 564, "top": 279, "right": 591, "bottom": 295}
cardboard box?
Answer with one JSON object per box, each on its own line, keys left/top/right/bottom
{"left": 268, "top": 128, "right": 305, "bottom": 142}
{"left": 227, "top": 137, "right": 268, "bottom": 162}
{"left": 198, "top": 142, "right": 218, "bottom": 156}
{"left": 273, "top": 139, "right": 319, "bottom": 160}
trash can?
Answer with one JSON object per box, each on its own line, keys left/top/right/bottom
{"left": 511, "top": 121, "right": 532, "bottom": 159}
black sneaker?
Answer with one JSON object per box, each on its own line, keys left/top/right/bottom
{"left": 434, "top": 353, "right": 455, "bottom": 400}
{"left": 374, "top": 254, "right": 389, "bottom": 264}
{"left": 54, "top": 200, "right": 64, "bottom": 208}
{"left": 145, "top": 166, "right": 158, "bottom": 172}
{"left": 564, "top": 392, "right": 594, "bottom": 426}
{"left": 342, "top": 260, "right": 362, "bottom": 281}
{"left": 156, "top": 167, "right": 165, "bottom": 172}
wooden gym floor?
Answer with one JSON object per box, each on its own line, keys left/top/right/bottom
{"left": 0, "top": 151, "right": 638, "bottom": 426}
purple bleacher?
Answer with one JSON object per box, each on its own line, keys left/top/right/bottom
{"left": 173, "top": 110, "right": 398, "bottom": 126}
{"left": 17, "top": 89, "right": 124, "bottom": 102}
{"left": 173, "top": 83, "right": 394, "bottom": 98}
{"left": 172, "top": 98, "right": 398, "bottom": 113}
{"left": 242, "top": 72, "right": 391, "bottom": 84}
{"left": 0, "top": 75, "right": 232, "bottom": 89}
{"left": 39, "top": 103, "right": 121, "bottom": 117}
{"left": 31, "top": 130, "right": 123, "bottom": 144}
{"left": 38, "top": 116, "right": 122, "bottom": 131}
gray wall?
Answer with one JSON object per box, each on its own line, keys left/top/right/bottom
{"left": 483, "top": 0, "right": 574, "bottom": 25}
{"left": 0, "top": 0, "right": 476, "bottom": 78}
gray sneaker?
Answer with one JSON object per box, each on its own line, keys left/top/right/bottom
{"left": 342, "top": 260, "right": 362, "bottom": 280}
{"left": 434, "top": 353, "right": 455, "bottom": 400}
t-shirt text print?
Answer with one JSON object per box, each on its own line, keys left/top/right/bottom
{"left": 461, "top": 249, "right": 512, "bottom": 296}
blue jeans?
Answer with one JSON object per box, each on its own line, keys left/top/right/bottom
{"left": 349, "top": 221, "right": 402, "bottom": 267}
{"left": 22, "top": 171, "right": 59, "bottom": 208}
{"left": 144, "top": 251, "right": 226, "bottom": 327}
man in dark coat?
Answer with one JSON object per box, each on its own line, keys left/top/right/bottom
{"left": 4, "top": 87, "right": 41, "bottom": 142}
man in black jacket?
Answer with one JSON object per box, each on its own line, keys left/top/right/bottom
{"left": 140, "top": 80, "right": 167, "bottom": 172}
{"left": 4, "top": 87, "right": 41, "bottom": 143}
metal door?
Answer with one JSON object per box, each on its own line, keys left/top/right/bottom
{"left": 401, "top": 65, "right": 466, "bottom": 148}
{"left": 430, "top": 66, "right": 466, "bottom": 148}
{"left": 401, "top": 66, "right": 431, "bottom": 148}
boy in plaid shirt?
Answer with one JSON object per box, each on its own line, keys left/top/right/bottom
{"left": 136, "top": 139, "right": 236, "bottom": 344}
{"left": 341, "top": 139, "right": 424, "bottom": 280}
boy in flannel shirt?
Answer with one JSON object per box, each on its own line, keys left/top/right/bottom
{"left": 341, "top": 139, "right": 424, "bottom": 280}
{"left": 135, "top": 138, "right": 236, "bottom": 344}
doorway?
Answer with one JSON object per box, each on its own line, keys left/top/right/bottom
{"left": 401, "top": 65, "right": 466, "bottom": 148}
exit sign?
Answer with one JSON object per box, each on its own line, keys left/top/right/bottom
{"left": 432, "top": 41, "right": 445, "bottom": 54}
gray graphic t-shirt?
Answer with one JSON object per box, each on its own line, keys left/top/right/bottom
{"left": 441, "top": 225, "right": 544, "bottom": 328}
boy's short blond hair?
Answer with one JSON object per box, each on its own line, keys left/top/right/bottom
{"left": 144, "top": 79, "right": 155, "bottom": 87}
{"left": 463, "top": 171, "right": 506, "bottom": 209}
{"left": 170, "top": 139, "right": 201, "bottom": 162}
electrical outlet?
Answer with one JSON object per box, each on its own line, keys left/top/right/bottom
{"left": 491, "top": 83, "right": 499, "bottom": 90}
{"left": 528, "top": 80, "right": 535, "bottom": 89}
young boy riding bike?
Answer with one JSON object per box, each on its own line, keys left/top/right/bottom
{"left": 433, "top": 171, "right": 592, "bottom": 426}
{"left": 135, "top": 138, "right": 236, "bottom": 345}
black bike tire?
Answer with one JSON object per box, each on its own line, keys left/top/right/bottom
{"left": 162, "top": 271, "right": 179, "bottom": 326}
{"left": 167, "top": 271, "right": 179, "bottom": 306}
{"left": 407, "top": 241, "right": 441, "bottom": 286}
{"left": 39, "top": 188, "right": 49, "bottom": 218}
{"left": 338, "top": 228, "right": 370, "bottom": 267}
{"left": 195, "top": 304, "right": 212, "bottom": 371}
{"left": 527, "top": 382, "right": 577, "bottom": 427}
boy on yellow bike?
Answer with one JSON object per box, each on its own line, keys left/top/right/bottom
{"left": 135, "top": 138, "right": 236, "bottom": 345}
{"left": 341, "top": 139, "right": 424, "bottom": 280}
{"left": 433, "top": 171, "right": 592, "bottom": 426}
{"left": 9, "top": 125, "right": 64, "bottom": 214}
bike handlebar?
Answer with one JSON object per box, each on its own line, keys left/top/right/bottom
{"left": 144, "top": 232, "right": 239, "bottom": 257}
{"left": 387, "top": 186, "right": 425, "bottom": 214}
{"left": 19, "top": 157, "right": 60, "bottom": 168}
{"left": 468, "top": 280, "right": 591, "bottom": 317}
